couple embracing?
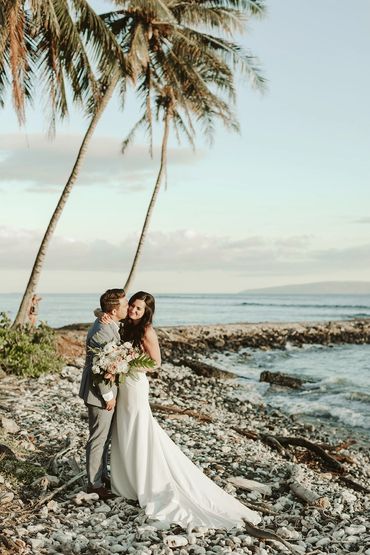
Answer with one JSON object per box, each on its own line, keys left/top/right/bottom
{"left": 79, "top": 288, "right": 261, "bottom": 531}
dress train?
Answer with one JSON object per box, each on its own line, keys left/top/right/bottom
{"left": 111, "top": 373, "right": 261, "bottom": 530}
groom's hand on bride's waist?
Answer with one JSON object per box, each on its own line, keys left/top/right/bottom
{"left": 105, "top": 398, "right": 116, "bottom": 411}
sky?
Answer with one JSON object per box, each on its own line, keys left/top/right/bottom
{"left": 1, "top": 0, "right": 370, "bottom": 294}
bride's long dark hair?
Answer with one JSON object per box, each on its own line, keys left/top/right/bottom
{"left": 120, "top": 291, "right": 155, "bottom": 348}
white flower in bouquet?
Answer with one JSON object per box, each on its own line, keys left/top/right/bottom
{"left": 90, "top": 341, "right": 156, "bottom": 385}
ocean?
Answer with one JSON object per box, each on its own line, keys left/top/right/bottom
{"left": 2, "top": 292, "right": 370, "bottom": 328}
{"left": 1, "top": 292, "right": 370, "bottom": 435}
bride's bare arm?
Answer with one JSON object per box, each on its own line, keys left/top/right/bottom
{"left": 142, "top": 325, "right": 161, "bottom": 369}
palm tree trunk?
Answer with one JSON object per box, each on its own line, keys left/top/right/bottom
{"left": 12, "top": 74, "right": 119, "bottom": 327}
{"left": 124, "top": 109, "right": 171, "bottom": 293}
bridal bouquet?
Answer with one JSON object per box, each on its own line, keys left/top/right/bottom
{"left": 91, "top": 341, "right": 156, "bottom": 384}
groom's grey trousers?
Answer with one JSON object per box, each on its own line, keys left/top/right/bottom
{"left": 79, "top": 319, "right": 120, "bottom": 488}
{"left": 86, "top": 405, "right": 114, "bottom": 487}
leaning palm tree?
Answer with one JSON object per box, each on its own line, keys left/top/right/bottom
{"left": 3, "top": 0, "right": 126, "bottom": 327}
{"left": 112, "top": 0, "right": 266, "bottom": 290}
{"left": 10, "top": 0, "right": 181, "bottom": 327}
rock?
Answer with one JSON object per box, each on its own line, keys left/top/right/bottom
{"left": 344, "top": 524, "right": 366, "bottom": 535}
{"left": 346, "top": 535, "right": 360, "bottom": 544}
{"left": 1, "top": 417, "right": 20, "bottom": 434}
{"left": 189, "top": 547, "right": 206, "bottom": 555}
{"left": 30, "top": 538, "right": 45, "bottom": 550}
{"left": 52, "top": 531, "right": 73, "bottom": 543}
{"left": 188, "top": 534, "right": 197, "bottom": 545}
{"left": 315, "top": 537, "right": 330, "bottom": 547}
{"left": 27, "top": 524, "right": 44, "bottom": 533}
{"left": 341, "top": 490, "right": 357, "bottom": 504}
{"left": 164, "top": 535, "right": 188, "bottom": 547}
{"left": 110, "top": 545, "right": 126, "bottom": 553}
{"left": 47, "top": 500, "right": 59, "bottom": 512}
{"left": 95, "top": 503, "right": 111, "bottom": 513}
{"left": 276, "top": 527, "right": 301, "bottom": 540}
{"left": 45, "top": 474, "right": 60, "bottom": 487}
{"left": 39, "top": 506, "right": 48, "bottom": 518}
{"left": 177, "top": 358, "right": 235, "bottom": 380}
{"left": 0, "top": 491, "right": 14, "bottom": 504}
{"left": 74, "top": 491, "right": 99, "bottom": 505}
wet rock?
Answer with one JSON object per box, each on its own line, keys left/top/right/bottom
{"left": 178, "top": 358, "right": 235, "bottom": 380}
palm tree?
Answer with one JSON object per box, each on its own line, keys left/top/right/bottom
{"left": 113, "top": 0, "right": 266, "bottom": 290}
{"left": 2, "top": 0, "right": 126, "bottom": 327}
{"left": 0, "top": 0, "right": 123, "bottom": 126}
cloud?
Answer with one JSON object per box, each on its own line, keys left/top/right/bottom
{"left": 0, "top": 134, "right": 202, "bottom": 191}
{"left": 1, "top": 225, "right": 369, "bottom": 277}
{"left": 352, "top": 217, "right": 370, "bottom": 224}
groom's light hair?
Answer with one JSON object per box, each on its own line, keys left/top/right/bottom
{"left": 100, "top": 289, "right": 126, "bottom": 313}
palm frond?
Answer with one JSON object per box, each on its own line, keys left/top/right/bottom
{"left": 121, "top": 113, "right": 148, "bottom": 155}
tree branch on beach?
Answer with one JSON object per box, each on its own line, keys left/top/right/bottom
{"left": 232, "top": 426, "right": 370, "bottom": 494}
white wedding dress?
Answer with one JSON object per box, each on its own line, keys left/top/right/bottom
{"left": 110, "top": 373, "right": 261, "bottom": 530}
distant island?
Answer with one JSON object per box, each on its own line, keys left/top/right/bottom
{"left": 241, "top": 281, "right": 370, "bottom": 295}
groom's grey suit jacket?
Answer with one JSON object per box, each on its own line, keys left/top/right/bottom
{"left": 79, "top": 319, "right": 120, "bottom": 408}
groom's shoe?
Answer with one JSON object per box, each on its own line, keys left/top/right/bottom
{"left": 102, "top": 476, "right": 111, "bottom": 490}
{"left": 87, "top": 485, "right": 114, "bottom": 500}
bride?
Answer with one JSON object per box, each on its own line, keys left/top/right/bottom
{"left": 103, "top": 291, "right": 261, "bottom": 531}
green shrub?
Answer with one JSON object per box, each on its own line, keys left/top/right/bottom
{"left": 0, "top": 312, "right": 63, "bottom": 377}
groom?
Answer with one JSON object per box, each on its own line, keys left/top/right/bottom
{"left": 79, "top": 288, "right": 128, "bottom": 499}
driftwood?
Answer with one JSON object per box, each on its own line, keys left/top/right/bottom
{"left": 243, "top": 521, "right": 299, "bottom": 554}
{"left": 68, "top": 455, "right": 82, "bottom": 474}
{"left": 48, "top": 438, "right": 76, "bottom": 474}
{"left": 273, "top": 436, "right": 344, "bottom": 472}
{"left": 289, "top": 481, "right": 329, "bottom": 507}
{"left": 177, "top": 358, "right": 235, "bottom": 380}
{"left": 232, "top": 427, "right": 258, "bottom": 440}
{"left": 288, "top": 465, "right": 330, "bottom": 507}
{"left": 260, "top": 370, "right": 308, "bottom": 389}
{"left": 150, "top": 402, "right": 213, "bottom": 423}
{"left": 33, "top": 471, "right": 86, "bottom": 510}
{"left": 233, "top": 428, "right": 344, "bottom": 472}
{"left": 338, "top": 475, "right": 370, "bottom": 494}
{"left": 233, "top": 427, "right": 370, "bottom": 495}
{"left": 262, "top": 434, "right": 286, "bottom": 455}
{"left": 229, "top": 477, "right": 272, "bottom": 496}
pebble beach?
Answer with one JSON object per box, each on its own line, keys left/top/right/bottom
{"left": 1, "top": 321, "right": 370, "bottom": 554}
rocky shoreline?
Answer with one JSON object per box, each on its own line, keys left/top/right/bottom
{"left": 56, "top": 318, "right": 370, "bottom": 363}
{"left": 1, "top": 321, "right": 370, "bottom": 554}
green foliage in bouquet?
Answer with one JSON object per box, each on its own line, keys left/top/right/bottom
{"left": 118, "top": 352, "right": 157, "bottom": 383}
{"left": 0, "top": 312, "right": 63, "bottom": 377}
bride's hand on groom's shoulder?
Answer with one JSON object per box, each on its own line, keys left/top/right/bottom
{"left": 94, "top": 307, "right": 112, "bottom": 324}
{"left": 101, "top": 312, "right": 112, "bottom": 324}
